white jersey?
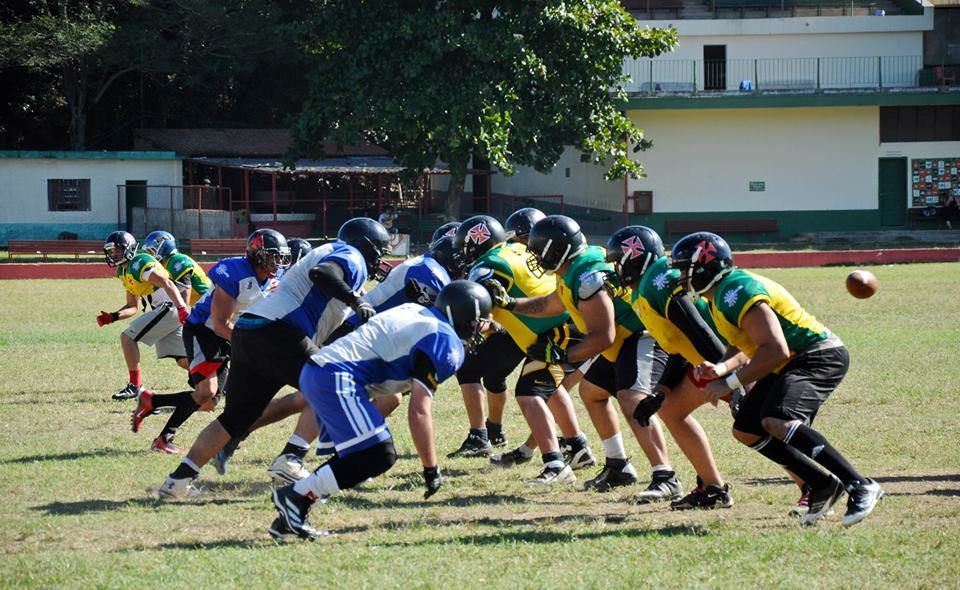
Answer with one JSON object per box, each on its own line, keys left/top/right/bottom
{"left": 310, "top": 303, "right": 464, "bottom": 399}
{"left": 344, "top": 254, "right": 451, "bottom": 327}
{"left": 242, "top": 242, "right": 367, "bottom": 343}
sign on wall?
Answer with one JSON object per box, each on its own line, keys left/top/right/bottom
{"left": 911, "top": 158, "right": 960, "bottom": 207}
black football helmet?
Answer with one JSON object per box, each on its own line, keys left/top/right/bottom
{"left": 526, "top": 215, "right": 587, "bottom": 274}
{"left": 605, "top": 226, "right": 664, "bottom": 286}
{"left": 430, "top": 221, "right": 460, "bottom": 247}
{"left": 337, "top": 217, "right": 392, "bottom": 281}
{"left": 504, "top": 207, "right": 545, "bottom": 244}
{"left": 434, "top": 280, "right": 493, "bottom": 344}
{"left": 428, "top": 235, "right": 467, "bottom": 280}
{"left": 246, "top": 229, "right": 292, "bottom": 276}
{"left": 670, "top": 231, "right": 734, "bottom": 294}
{"left": 452, "top": 215, "right": 506, "bottom": 265}
{"left": 287, "top": 238, "right": 313, "bottom": 265}
{"left": 103, "top": 230, "right": 138, "bottom": 267}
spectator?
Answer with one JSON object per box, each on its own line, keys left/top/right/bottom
{"left": 378, "top": 205, "right": 399, "bottom": 236}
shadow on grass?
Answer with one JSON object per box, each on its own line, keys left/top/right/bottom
{"left": 2, "top": 448, "right": 143, "bottom": 464}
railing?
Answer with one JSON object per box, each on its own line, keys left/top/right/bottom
{"left": 623, "top": 55, "right": 927, "bottom": 94}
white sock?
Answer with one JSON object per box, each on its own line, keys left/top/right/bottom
{"left": 294, "top": 464, "right": 341, "bottom": 500}
{"left": 650, "top": 463, "right": 673, "bottom": 474}
{"left": 287, "top": 434, "right": 311, "bottom": 449}
{"left": 518, "top": 443, "right": 536, "bottom": 458}
{"left": 601, "top": 433, "right": 627, "bottom": 460}
{"left": 182, "top": 457, "right": 201, "bottom": 474}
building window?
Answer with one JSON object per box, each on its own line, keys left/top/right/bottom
{"left": 880, "top": 106, "right": 960, "bottom": 142}
{"left": 47, "top": 179, "right": 91, "bottom": 211}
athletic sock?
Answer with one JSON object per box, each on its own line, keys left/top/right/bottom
{"left": 784, "top": 423, "right": 865, "bottom": 485}
{"left": 160, "top": 392, "right": 199, "bottom": 438}
{"left": 601, "top": 433, "right": 628, "bottom": 460}
{"left": 171, "top": 460, "right": 200, "bottom": 480}
{"left": 469, "top": 427, "right": 489, "bottom": 441}
{"left": 750, "top": 435, "right": 833, "bottom": 488}
{"left": 294, "top": 464, "right": 341, "bottom": 501}
{"left": 542, "top": 451, "right": 565, "bottom": 470}
{"left": 129, "top": 370, "right": 142, "bottom": 388}
{"left": 282, "top": 434, "right": 312, "bottom": 459}
{"left": 150, "top": 390, "right": 193, "bottom": 409}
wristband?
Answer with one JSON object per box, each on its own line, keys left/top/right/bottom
{"left": 714, "top": 361, "right": 728, "bottom": 376}
{"left": 111, "top": 311, "right": 120, "bottom": 322}
{"left": 725, "top": 371, "right": 743, "bottom": 391}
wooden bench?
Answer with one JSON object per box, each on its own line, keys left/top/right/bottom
{"left": 187, "top": 238, "right": 248, "bottom": 258}
{"left": 7, "top": 239, "right": 104, "bottom": 262}
{"left": 664, "top": 219, "right": 780, "bottom": 239}
{"left": 908, "top": 207, "right": 946, "bottom": 229}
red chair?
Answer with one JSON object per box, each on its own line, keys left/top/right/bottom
{"left": 935, "top": 66, "right": 956, "bottom": 87}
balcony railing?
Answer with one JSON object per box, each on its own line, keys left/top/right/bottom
{"left": 622, "top": 55, "right": 931, "bottom": 94}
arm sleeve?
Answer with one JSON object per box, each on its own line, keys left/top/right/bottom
{"left": 666, "top": 293, "right": 726, "bottom": 363}
{"left": 411, "top": 349, "right": 439, "bottom": 396}
{"left": 309, "top": 261, "right": 360, "bottom": 307}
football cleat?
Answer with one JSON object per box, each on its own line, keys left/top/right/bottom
{"left": 670, "top": 482, "right": 733, "bottom": 510}
{"left": 563, "top": 445, "right": 597, "bottom": 471}
{"left": 788, "top": 485, "right": 812, "bottom": 518}
{"left": 113, "top": 382, "right": 143, "bottom": 401}
{"left": 213, "top": 438, "right": 241, "bottom": 476}
{"left": 158, "top": 475, "right": 201, "bottom": 500}
{"left": 130, "top": 390, "right": 155, "bottom": 433}
{"left": 801, "top": 476, "right": 845, "bottom": 526}
{"left": 525, "top": 465, "right": 576, "bottom": 486}
{"left": 267, "top": 453, "right": 310, "bottom": 484}
{"left": 635, "top": 470, "right": 684, "bottom": 504}
{"left": 446, "top": 432, "right": 492, "bottom": 458}
{"left": 583, "top": 458, "right": 638, "bottom": 492}
{"left": 272, "top": 484, "right": 321, "bottom": 540}
{"left": 842, "top": 479, "right": 884, "bottom": 527}
{"left": 151, "top": 434, "right": 183, "bottom": 455}
{"left": 490, "top": 447, "right": 534, "bottom": 467}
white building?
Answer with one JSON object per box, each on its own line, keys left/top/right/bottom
{"left": 492, "top": 0, "right": 960, "bottom": 241}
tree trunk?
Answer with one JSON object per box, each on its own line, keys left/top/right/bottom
{"left": 444, "top": 154, "right": 469, "bottom": 221}
{"left": 64, "top": 65, "right": 87, "bottom": 150}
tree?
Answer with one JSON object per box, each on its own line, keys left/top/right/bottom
{"left": 289, "top": 0, "right": 677, "bottom": 220}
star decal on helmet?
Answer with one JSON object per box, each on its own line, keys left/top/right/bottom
{"left": 696, "top": 240, "right": 717, "bottom": 264}
{"left": 620, "top": 235, "right": 647, "bottom": 259}
{"left": 466, "top": 223, "right": 491, "bottom": 245}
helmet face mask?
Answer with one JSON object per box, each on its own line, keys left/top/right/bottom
{"left": 337, "top": 217, "right": 392, "bottom": 281}
{"left": 670, "top": 232, "right": 734, "bottom": 294}
{"left": 143, "top": 230, "right": 177, "bottom": 262}
{"left": 103, "top": 231, "right": 138, "bottom": 267}
{"left": 527, "top": 215, "right": 586, "bottom": 274}
{"left": 453, "top": 215, "right": 506, "bottom": 266}
{"left": 605, "top": 226, "right": 664, "bottom": 286}
{"left": 434, "top": 280, "right": 493, "bottom": 352}
{"left": 247, "top": 229, "right": 292, "bottom": 277}
{"left": 287, "top": 238, "right": 312, "bottom": 265}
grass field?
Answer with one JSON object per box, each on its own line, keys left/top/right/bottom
{"left": 1, "top": 264, "right": 959, "bottom": 589}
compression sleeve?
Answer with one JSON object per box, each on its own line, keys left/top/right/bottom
{"left": 666, "top": 293, "right": 725, "bottom": 363}
{"left": 411, "top": 349, "right": 440, "bottom": 396}
{"left": 309, "top": 261, "right": 360, "bottom": 307}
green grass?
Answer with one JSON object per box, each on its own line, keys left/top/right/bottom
{"left": 1, "top": 265, "right": 959, "bottom": 589}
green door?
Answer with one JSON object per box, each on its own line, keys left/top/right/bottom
{"left": 878, "top": 158, "right": 906, "bottom": 227}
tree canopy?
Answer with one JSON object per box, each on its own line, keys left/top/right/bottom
{"left": 289, "top": 0, "right": 677, "bottom": 218}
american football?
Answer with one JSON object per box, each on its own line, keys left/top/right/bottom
{"left": 846, "top": 269, "right": 879, "bottom": 299}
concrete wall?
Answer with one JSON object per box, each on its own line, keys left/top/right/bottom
{"left": 0, "top": 153, "right": 181, "bottom": 243}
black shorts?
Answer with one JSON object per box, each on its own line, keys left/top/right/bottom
{"left": 217, "top": 318, "right": 319, "bottom": 438}
{"left": 657, "top": 354, "right": 690, "bottom": 391}
{"left": 733, "top": 344, "right": 849, "bottom": 437}
{"left": 583, "top": 333, "right": 667, "bottom": 397}
{"left": 182, "top": 322, "right": 231, "bottom": 387}
{"left": 456, "top": 331, "right": 525, "bottom": 392}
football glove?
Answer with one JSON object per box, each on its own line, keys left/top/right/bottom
{"left": 632, "top": 391, "right": 665, "bottom": 427}
{"left": 423, "top": 465, "right": 444, "bottom": 499}
{"left": 176, "top": 305, "right": 190, "bottom": 324}
{"left": 96, "top": 310, "right": 117, "bottom": 327}
{"left": 404, "top": 278, "right": 436, "bottom": 306}
{"left": 353, "top": 301, "right": 376, "bottom": 324}
{"left": 481, "top": 279, "right": 516, "bottom": 311}
{"left": 526, "top": 339, "right": 568, "bottom": 365}
{"left": 728, "top": 387, "right": 745, "bottom": 419}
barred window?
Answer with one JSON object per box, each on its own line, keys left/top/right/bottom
{"left": 47, "top": 179, "right": 91, "bottom": 211}
{"left": 880, "top": 106, "right": 960, "bottom": 142}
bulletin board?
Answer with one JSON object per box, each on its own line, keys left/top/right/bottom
{"left": 911, "top": 158, "right": 960, "bottom": 207}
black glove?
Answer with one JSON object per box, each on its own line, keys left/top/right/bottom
{"left": 352, "top": 301, "right": 376, "bottom": 324}
{"left": 526, "top": 339, "right": 568, "bottom": 365}
{"left": 423, "top": 465, "right": 443, "bottom": 499}
{"left": 481, "top": 279, "right": 516, "bottom": 310}
{"left": 729, "top": 387, "right": 744, "bottom": 419}
{"left": 404, "top": 278, "right": 435, "bottom": 306}
{"left": 633, "top": 391, "right": 665, "bottom": 427}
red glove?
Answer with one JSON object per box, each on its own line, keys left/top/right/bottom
{"left": 176, "top": 305, "right": 190, "bottom": 324}
{"left": 97, "top": 311, "right": 116, "bottom": 327}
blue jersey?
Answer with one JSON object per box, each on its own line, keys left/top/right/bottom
{"left": 241, "top": 242, "right": 367, "bottom": 342}
{"left": 187, "top": 256, "right": 276, "bottom": 328}
{"left": 307, "top": 303, "right": 464, "bottom": 398}
{"left": 345, "top": 254, "right": 451, "bottom": 327}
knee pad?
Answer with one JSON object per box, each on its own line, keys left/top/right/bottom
{"left": 330, "top": 440, "right": 398, "bottom": 489}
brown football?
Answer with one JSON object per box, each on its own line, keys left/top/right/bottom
{"left": 846, "top": 269, "right": 878, "bottom": 299}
